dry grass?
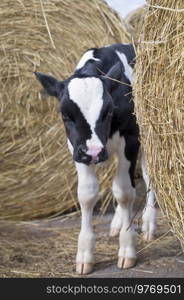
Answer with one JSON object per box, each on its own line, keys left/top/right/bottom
{"left": 0, "top": 214, "right": 116, "bottom": 277}
{"left": 0, "top": 211, "right": 182, "bottom": 278}
{"left": 134, "top": 0, "right": 184, "bottom": 250}
{"left": 125, "top": 6, "right": 146, "bottom": 41}
{"left": 0, "top": 0, "right": 131, "bottom": 220}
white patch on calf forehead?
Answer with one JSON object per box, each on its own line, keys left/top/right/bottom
{"left": 68, "top": 77, "right": 104, "bottom": 148}
{"left": 75, "top": 50, "right": 100, "bottom": 70}
{"left": 116, "top": 51, "right": 133, "bottom": 83}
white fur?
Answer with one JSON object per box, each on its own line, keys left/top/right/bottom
{"left": 68, "top": 77, "right": 104, "bottom": 149}
{"left": 111, "top": 135, "right": 136, "bottom": 259}
{"left": 74, "top": 133, "right": 137, "bottom": 266}
{"left": 108, "top": 133, "right": 136, "bottom": 258}
{"left": 141, "top": 153, "right": 156, "bottom": 239}
{"left": 75, "top": 162, "right": 99, "bottom": 264}
{"left": 75, "top": 50, "right": 100, "bottom": 70}
{"left": 68, "top": 126, "right": 157, "bottom": 271}
{"left": 68, "top": 129, "right": 155, "bottom": 270}
{"left": 116, "top": 51, "right": 133, "bottom": 83}
{"left": 110, "top": 204, "right": 123, "bottom": 236}
{"left": 67, "top": 138, "right": 73, "bottom": 155}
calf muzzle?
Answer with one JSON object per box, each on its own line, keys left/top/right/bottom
{"left": 74, "top": 145, "right": 108, "bottom": 165}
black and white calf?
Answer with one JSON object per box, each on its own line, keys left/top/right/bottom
{"left": 35, "top": 43, "right": 156, "bottom": 275}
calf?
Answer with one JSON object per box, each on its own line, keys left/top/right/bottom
{"left": 34, "top": 43, "right": 156, "bottom": 275}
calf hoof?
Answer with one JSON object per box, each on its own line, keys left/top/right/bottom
{"left": 109, "top": 228, "right": 120, "bottom": 237}
{"left": 117, "top": 257, "right": 136, "bottom": 269}
{"left": 76, "top": 263, "right": 94, "bottom": 275}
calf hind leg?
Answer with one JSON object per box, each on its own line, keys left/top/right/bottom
{"left": 141, "top": 153, "right": 157, "bottom": 241}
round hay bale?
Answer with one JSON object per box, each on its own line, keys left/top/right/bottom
{"left": 125, "top": 6, "right": 145, "bottom": 41}
{"left": 0, "top": 0, "right": 131, "bottom": 220}
{"left": 134, "top": 1, "right": 184, "bottom": 249}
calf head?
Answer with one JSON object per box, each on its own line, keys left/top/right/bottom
{"left": 34, "top": 62, "right": 122, "bottom": 165}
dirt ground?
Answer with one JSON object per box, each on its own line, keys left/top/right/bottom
{"left": 0, "top": 204, "right": 184, "bottom": 278}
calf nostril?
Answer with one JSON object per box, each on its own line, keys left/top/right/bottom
{"left": 81, "top": 155, "right": 89, "bottom": 163}
{"left": 78, "top": 145, "right": 86, "bottom": 155}
{"left": 78, "top": 148, "right": 83, "bottom": 155}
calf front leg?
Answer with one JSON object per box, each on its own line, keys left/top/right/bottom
{"left": 110, "top": 204, "right": 123, "bottom": 237}
{"left": 112, "top": 177, "right": 137, "bottom": 269}
{"left": 111, "top": 136, "right": 138, "bottom": 269}
{"left": 75, "top": 163, "right": 99, "bottom": 275}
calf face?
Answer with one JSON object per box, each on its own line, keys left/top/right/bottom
{"left": 34, "top": 62, "right": 121, "bottom": 164}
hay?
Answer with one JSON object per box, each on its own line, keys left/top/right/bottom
{"left": 134, "top": 0, "right": 184, "bottom": 250}
{"left": 125, "top": 6, "right": 146, "bottom": 41}
{"left": 0, "top": 212, "right": 181, "bottom": 277}
{"left": 0, "top": 0, "right": 131, "bottom": 220}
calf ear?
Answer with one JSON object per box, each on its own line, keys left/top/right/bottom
{"left": 34, "top": 72, "right": 64, "bottom": 98}
{"left": 102, "top": 62, "right": 122, "bottom": 92}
